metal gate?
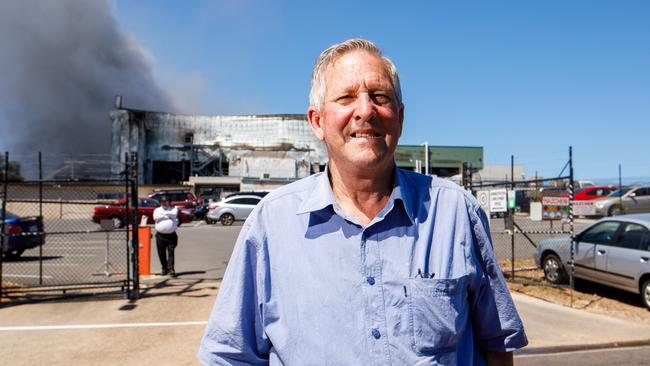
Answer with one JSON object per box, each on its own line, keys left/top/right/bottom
{"left": 1, "top": 152, "right": 141, "bottom": 303}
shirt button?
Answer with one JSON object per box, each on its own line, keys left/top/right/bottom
{"left": 366, "top": 276, "right": 375, "bottom": 285}
{"left": 371, "top": 328, "right": 381, "bottom": 339}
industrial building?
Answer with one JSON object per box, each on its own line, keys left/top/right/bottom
{"left": 110, "top": 97, "right": 483, "bottom": 198}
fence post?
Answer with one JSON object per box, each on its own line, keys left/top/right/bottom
{"left": 129, "top": 152, "right": 140, "bottom": 300}
{"left": 124, "top": 152, "right": 131, "bottom": 298}
{"left": 39, "top": 152, "right": 43, "bottom": 285}
{"left": 510, "top": 155, "right": 515, "bottom": 280}
{"left": 569, "top": 146, "right": 575, "bottom": 307}
{"left": 1, "top": 152, "right": 8, "bottom": 303}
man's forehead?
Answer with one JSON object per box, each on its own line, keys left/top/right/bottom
{"left": 325, "top": 51, "right": 393, "bottom": 89}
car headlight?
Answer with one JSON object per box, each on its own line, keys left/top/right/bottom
{"left": 181, "top": 209, "right": 191, "bottom": 215}
{"left": 595, "top": 202, "right": 605, "bottom": 208}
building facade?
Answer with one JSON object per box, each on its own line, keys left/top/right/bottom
{"left": 110, "top": 100, "right": 484, "bottom": 198}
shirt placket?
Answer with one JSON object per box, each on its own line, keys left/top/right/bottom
{"left": 361, "top": 229, "right": 391, "bottom": 365}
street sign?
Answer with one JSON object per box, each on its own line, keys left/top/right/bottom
{"left": 542, "top": 196, "right": 569, "bottom": 220}
{"left": 477, "top": 190, "right": 490, "bottom": 214}
{"left": 574, "top": 201, "right": 596, "bottom": 216}
{"left": 489, "top": 189, "right": 507, "bottom": 213}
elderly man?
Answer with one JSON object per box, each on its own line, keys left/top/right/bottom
{"left": 198, "top": 39, "right": 527, "bottom": 365}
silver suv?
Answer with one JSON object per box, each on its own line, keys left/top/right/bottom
{"left": 534, "top": 214, "right": 650, "bottom": 309}
{"left": 205, "top": 195, "right": 262, "bottom": 226}
{"left": 593, "top": 185, "right": 650, "bottom": 216}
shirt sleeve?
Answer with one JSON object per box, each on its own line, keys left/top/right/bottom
{"left": 467, "top": 203, "right": 528, "bottom": 352}
{"left": 198, "top": 222, "right": 271, "bottom": 365}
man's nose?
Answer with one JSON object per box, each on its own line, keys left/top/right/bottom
{"left": 353, "top": 93, "right": 376, "bottom": 122}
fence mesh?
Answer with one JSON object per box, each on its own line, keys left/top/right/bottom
{"left": 469, "top": 174, "right": 578, "bottom": 287}
{"left": 1, "top": 152, "right": 137, "bottom": 301}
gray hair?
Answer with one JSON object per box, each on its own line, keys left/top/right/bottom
{"left": 309, "top": 38, "right": 402, "bottom": 110}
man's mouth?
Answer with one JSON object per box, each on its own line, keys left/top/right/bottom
{"left": 351, "top": 132, "right": 382, "bottom": 138}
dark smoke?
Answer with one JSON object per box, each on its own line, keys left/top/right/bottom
{"left": 0, "top": 0, "right": 171, "bottom": 173}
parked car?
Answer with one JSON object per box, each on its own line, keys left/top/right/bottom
{"left": 1, "top": 210, "right": 45, "bottom": 259}
{"left": 92, "top": 198, "right": 192, "bottom": 228}
{"left": 533, "top": 214, "right": 650, "bottom": 309}
{"left": 206, "top": 195, "right": 262, "bottom": 226}
{"left": 147, "top": 189, "right": 201, "bottom": 212}
{"left": 593, "top": 185, "right": 650, "bottom": 216}
{"left": 224, "top": 191, "right": 270, "bottom": 199}
{"left": 560, "top": 185, "right": 618, "bottom": 201}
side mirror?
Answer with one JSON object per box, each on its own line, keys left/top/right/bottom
{"left": 628, "top": 192, "right": 636, "bottom": 198}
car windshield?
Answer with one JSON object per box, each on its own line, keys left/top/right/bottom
{"left": 608, "top": 188, "right": 630, "bottom": 197}
{"left": 575, "top": 188, "right": 585, "bottom": 194}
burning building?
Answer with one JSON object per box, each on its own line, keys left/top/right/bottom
{"left": 110, "top": 97, "right": 483, "bottom": 196}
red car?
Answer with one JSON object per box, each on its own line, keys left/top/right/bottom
{"left": 147, "top": 190, "right": 201, "bottom": 212}
{"left": 562, "top": 185, "right": 618, "bottom": 201}
{"left": 92, "top": 198, "right": 192, "bottom": 228}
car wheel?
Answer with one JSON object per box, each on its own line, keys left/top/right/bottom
{"left": 3, "top": 249, "right": 25, "bottom": 260}
{"left": 608, "top": 205, "right": 623, "bottom": 216}
{"left": 642, "top": 279, "right": 650, "bottom": 310}
{"left": 543, "top": 254, "right": 567, "bottom": 284}
{"left": 111, "top": 216, "right": 124, "bottom": 229}
{"left": 204, "top": 217, "right": 214, "bottom": 224}
{"left": 220, "top": 213, "right": 234, "bottom": 226}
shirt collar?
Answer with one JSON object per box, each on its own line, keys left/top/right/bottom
{"left": 296, "top": 165, "right": 416, "bottom": 224}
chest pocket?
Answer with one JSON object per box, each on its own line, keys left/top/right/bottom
{"left": 407, "top": 276, "right": 468, "bottom": 355}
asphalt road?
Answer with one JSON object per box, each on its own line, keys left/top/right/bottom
{"left": 515, "top": 345, "right": 650, "bottom": 366}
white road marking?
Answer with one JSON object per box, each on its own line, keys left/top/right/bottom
{"left": 6, "top": 263, "right": 81, "bottom": 267}
{"left": 0, "top": 321, "right": 208, "bottom": 331}
{"left": 57, "top": 254, "right": 98, "bottom": 257}
{"left": 1, "top": 274, "right": 54, "bottom": 279}
{"left": 46, "top": 247, "right": 110, "bottom": 250}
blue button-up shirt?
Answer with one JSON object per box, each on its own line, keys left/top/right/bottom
{"left": 198, "top": 169, "right": 527, "bottom": 365}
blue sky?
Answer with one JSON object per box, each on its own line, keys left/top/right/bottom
{"left": 113, "top": 0, "right": 650, "bottom": 183}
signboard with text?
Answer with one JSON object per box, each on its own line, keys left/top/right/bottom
{"left": 574, "top": 201, "right": 596, "bottom": 216}
{"left": 489, "top": 189, "right": 507, "bottom": 213}
{"left": 542, "top": 196, "right": 569, "bottom": 220}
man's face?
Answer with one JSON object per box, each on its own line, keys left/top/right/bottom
{"left": 161, "top": 200, "right": 169, "bottom": 208}
{"left": 308, "top": 51, "right": 404, "bottom": 174}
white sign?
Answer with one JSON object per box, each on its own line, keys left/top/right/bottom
{"left": 542, "top": 196, "right": 569, "bottom": 206}
{"left": 530, "top": 202, "right": 543, "bottom": 221}
{"left": 489, "top": 189, "right": 507, "bottom": 213}
{"left": 574, "top": 201, "right": 596, "bottom": 216}
{"left": 477, "top": 190, "right": 490, "bottom": 214}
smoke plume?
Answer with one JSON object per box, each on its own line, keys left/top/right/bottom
{"left": 0, "top": 0, "right": 171, "bottom": 163}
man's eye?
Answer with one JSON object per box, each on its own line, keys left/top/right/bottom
{"left": 371, "top": 94, "right": 391, "bottom": 104}
{"left": 336, "top": 96, "right": 354, "bottom": 103}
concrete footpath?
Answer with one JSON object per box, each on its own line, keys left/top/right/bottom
{"left": 1, "top": 278, "right": 649, "bottom": 365}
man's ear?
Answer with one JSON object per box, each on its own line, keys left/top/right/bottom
{"left": 397, "top": 103, "right": 404, "bottom": 138}
{"left": 307, "top": 106, "right": 325, "bottom": 141}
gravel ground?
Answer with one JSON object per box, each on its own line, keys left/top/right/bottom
{"left": 503, "top": 259, "right": 650, "bottom": 323}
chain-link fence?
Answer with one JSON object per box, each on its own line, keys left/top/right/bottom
{"left": 466, "top": 150, "right": 579, "bottom": 288}
{"left": 1, "top": 152, "right": 139, "bottom": 302}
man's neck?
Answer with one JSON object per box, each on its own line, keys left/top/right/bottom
{"left": 328, "top": 161, "right": 395, "bottom": 227}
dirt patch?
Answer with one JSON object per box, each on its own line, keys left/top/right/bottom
{"left": 502, "top": 259, "right": 650, "bottom": 323}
